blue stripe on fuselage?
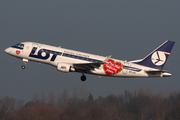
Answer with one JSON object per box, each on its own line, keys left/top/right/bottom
{"left": 123, "top": 65, "right": 142, "bottom": 72}
{"left": 62, "top": 53, "right": 142, "bottom": 72}
{"left": 62, "top": 53, "right": 102, "bottom": 63}
{"left": 11, "top": 45, "right": 23, "bottom": 50}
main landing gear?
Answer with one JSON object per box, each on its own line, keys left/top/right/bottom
{"left": 21, "top": 59, "right": 28, "bottom": 69}
{"left": 81, "top": 74, "right": 86, "bottom": 81}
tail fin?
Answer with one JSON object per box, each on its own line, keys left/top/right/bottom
{"left": 133, "top": 40, "right": 175, "bottom": 70}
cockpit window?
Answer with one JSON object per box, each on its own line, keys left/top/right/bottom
{"left": 11, "top": 43, "right": 24, "bottom": 50}
{"left": 15, "top": 43, "right": 24, "bottom": 48}
{"left": 20, "top": 44, "right": 24, "bottom": 48}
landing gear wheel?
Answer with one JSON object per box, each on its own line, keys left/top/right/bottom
{"left": 21, "top": 65, "right": 26, "bottom": 69}
{"left": 22, "top": 59, "right": 28, "bottom": 69}
{"left": 81, "top": 75, "right": 86, "bottom": 81}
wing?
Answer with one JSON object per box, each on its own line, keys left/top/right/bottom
{"left": 73, "top": 55, "right": 111, "bottom": 72}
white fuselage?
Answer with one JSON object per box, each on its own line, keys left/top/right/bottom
{"left": 5, "top": 42, "right": 166, "bottom": 78}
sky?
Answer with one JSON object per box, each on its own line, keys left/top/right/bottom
{"left": 0, "top": 0, "right": 180, "bottom": 102}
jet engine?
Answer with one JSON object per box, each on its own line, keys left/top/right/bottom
{"left": 57, "top": 62, "right": 71, "bottom": 73}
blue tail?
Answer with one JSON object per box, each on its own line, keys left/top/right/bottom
{"left": 133, "top": 40, "right": 175, "bottom": 70}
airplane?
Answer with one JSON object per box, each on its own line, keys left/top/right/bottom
{"left": 5, "top": 40, "right": 175, "bottom": 81}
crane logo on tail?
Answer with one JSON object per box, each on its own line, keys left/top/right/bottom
{"left": 151, "top": 51, "right": 169, "bottom": 66}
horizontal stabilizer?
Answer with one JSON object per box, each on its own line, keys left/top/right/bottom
{"left": 145, "top": 70, "right": 171, "bottom": 77}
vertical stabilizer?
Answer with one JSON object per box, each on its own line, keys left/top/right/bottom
{"left": 133, "top": 40, "right": 175, "bottom": 70}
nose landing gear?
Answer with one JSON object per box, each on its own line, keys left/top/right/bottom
{"left": 21, "top": 59, "right": 28, "bottom": 69}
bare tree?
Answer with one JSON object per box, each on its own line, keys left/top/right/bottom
{"left": 15, "top": 99, "right": 24, "bottom": 109}
{"left": 79, "top": 87, "right": 89, "bottom": 101}
{"left": 0, "top": 96, "right": 16, "bottom": 120}
{"left": 57, "top": 92, "right": 61, "bottom": 107}
{"left": 48, "top": 91, "right": 55, "bottom": 105}
{"left": 73, "top": 87, "right": 79, "bottom": 103}
{"left": 61, "top": 89, "right": 69, "bottom": 108}
{"left": 31, "top": 93, "right": 40, "bottom": 104}
{"left": 87, "top": 93, "right": 94, "bottom": 102}
{"left": 41, "top": 92, "right": 46, "bottom": 104}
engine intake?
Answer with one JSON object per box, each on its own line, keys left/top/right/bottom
{"left": 57, "top": 62, "right": 71, "bottom": 73}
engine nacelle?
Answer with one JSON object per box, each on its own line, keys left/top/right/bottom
{"left": 57, "top": 62, "right": 71, "bottom": 73}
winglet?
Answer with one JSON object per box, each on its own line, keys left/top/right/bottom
{"left": 103, "top": 55, "right": 112, "bottom": 63}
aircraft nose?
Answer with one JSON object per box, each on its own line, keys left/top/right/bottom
{"left": 5, "top": 47, "right": 11, "bottom": 54}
